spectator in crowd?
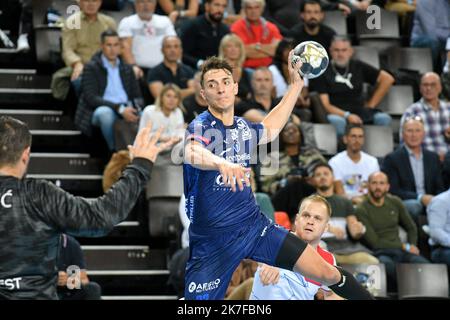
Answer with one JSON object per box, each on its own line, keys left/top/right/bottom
{"left": 16, "top": 0, "right": 32, "bottom": 52}
{"left": 250, "top": 195, "right": 343, "bottom": 300}
{"left": 410, "top": 0, "right": 450, "bottom": 72}
{"left": 62, "top": 0, "right": 116, "bottom": 92}
{"left": 427, "top": 187, "right": 450, "bottom": 266}
{"left": 400, "top": 72, "right": 450, "bottom": 161}
{"left": 269, "top": 39, "right": 312, "bottom": 121}
{"left": 231, "top": 0, "right": 283, "bottom": 69}
{"left": 180, "top": 0, "right": 229, "bottom": 69}
{"left": 382, "top": 116, "right": 445, "bottom": 220}
{"left": 355, "top": 171, "right": 430, "bottom": 291}
{"left": 218, "top": 34, "right": 253, "bottom": 102}
{"left": 147, "top": 35, "right": 195, "bottom": 100}
{"left": 263, "top": 0, "right": 351, "bottom": 34}
{"left": 118, "top": 0, "right": 176, "bottom": 80}
{"left": 312, "top": 163, "right": 379, "bottom": 264}
{"left": 329, "top": 124, "right": 380, "bottom": 204}
{"left": 57, "top": 234, "right": 102, "bottom": 300}
{"left": 260, "top": 119, "right": 325, "bottom": 195}
{"left": 156, "top": 0, "right": 199, "bottom": 26}
{"left": 288, "top": 1, "right": 337, "bottom": 54}
{"left": 75, "top": 30, "right": 143, "bottom": 151}
{"left": 310, "top": 36, "right": 394, "bottom": 137}
{"left": 139, "top": 83, "right": 185, "bottom": 142}
{"left": 234, "top": 67, "right": 280, "bottom": 121}
{"left": 182, "top": 72, "right": 209, "bottom": 124}
{"left": 384, "top": 0, "right": 416, "bottom": 34}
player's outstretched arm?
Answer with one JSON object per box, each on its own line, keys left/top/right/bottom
{"left": 260, "top": 50, "right": 304, "bottom": 144}
{"left": 294, "top": 245, "right": 373, "bottom": 300}
{"left": 184, "top": 141, "right": 250, "bottom": 192}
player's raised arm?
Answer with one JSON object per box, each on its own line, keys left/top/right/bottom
{"left": 260, "top": 50, "right": 304, "bottom": 144}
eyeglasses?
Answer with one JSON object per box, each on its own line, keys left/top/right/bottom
{"left": 403, "top": 115, "right": 424, "bottom": 124}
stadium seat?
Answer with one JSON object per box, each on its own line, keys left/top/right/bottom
{"left": 34, "top": 26, "right": 63, "bottom": 66}
{"left": 339, "top": 263, "right": 388, "bottom": 299}
{"left": 396, "top": 264, "right": 449, "bottom": 299}
{"left": 378, "top": 85, "right": 414, "bottom": 116}
{"left": 146, "top": 165, "right": 183, "bottom": 239}
{"left": 355, "top": 9, "right": 401, "bottom": 52}
{"left": 356, "top": 9, "right": 400, "bottom": 39}
{"left": 362, "top": 125, "right": 394, "bottom": 158}
{"left": 310, "top": 91, "right": 329, "bottom": 123}
{"left": 323, "top": 10, "right": 347, "bottom": 36}
{"left": 352, "top": 46, "right": 380, "bottom": 69}
{"left": 313, "top": 123, "right": 337, "bottom": 156}
{"left": 385, "top": 47, "right": 433, "bottom": 75}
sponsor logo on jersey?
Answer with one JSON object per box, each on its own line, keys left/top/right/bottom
{"left": 188, "top": 279, "right": 221, "bottom": 294}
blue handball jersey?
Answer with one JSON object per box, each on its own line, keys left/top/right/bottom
{"left": 183, "top": 110, "right": 265, "bottom": 233}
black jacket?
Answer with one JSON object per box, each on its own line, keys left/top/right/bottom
{"left": 75, "top": 51, "right": 142, "bottom": 136}
{"left": 180, "top": 15, "right": 229, "bottom": 69}
{"left": 381, "top": 146, "right": 445, "bottom": 200}
{"left": 0, "top": 158, "right": 152, "bottom": 300}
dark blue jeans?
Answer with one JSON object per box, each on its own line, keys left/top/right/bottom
{"left": 431, "top": 246, "right": 450, "bottom": 265}
{"left": 375, "top": 248, "right": 430, "bottom": 291}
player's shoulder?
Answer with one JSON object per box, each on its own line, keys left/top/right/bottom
{"left": 188, "top": 111, "right": 213, "bottom": 129}
{"left": 317, "top": 246, "right": 336, "bottom": 266}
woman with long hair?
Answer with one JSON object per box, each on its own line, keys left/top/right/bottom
{"left": 139, "top": 83, "right": 185, "bottom": 142}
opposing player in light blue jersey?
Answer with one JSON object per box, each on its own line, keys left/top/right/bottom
{"left": 183, "top": 53, "right": 372, "bottom": 300}
{"left": 251, "top": 195, "right": 343, "bottom": 300}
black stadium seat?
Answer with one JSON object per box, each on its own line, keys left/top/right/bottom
{"left": 396, "top": 264, "right": 449, "bottom": 299}
{"left": 352, "top": 46, "right": 380, "bottom": 69}
{"left": 323, "top": 10, "right": 347, "bottom": 36}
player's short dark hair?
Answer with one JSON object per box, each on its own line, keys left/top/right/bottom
{"left": 200, "top": 56, "right": 234, "bottom": 88}
{"left": 312, "top": 162, "right": 333, "bottom": 176}
{"left": 344, "top": 123, "right": 364, "bottom": 136}
{"left": 100, "top": 29, "right": 119, "bottom": 43}
{"left": 301, "top": 0, "right": 322, "bottom": 12}
{"left": 0, "top": 116, "right": 32, "bottom": 167}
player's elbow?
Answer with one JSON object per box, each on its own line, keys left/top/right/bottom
{"left": 320, "top": 264, "right": 342, "bottom": 287}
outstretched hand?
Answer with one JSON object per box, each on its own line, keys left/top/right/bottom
{"left": 128, "top": 121, "right": 177, "bottom": 163}
{"left": 216, "top": 160, "right": 251, "bottom": 192}
{"left": 288, "top": 49, "right": 304, "bottom": 88}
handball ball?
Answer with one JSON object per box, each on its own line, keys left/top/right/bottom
{"left": 292, "top": 41, "right": 329, "bottom": 79}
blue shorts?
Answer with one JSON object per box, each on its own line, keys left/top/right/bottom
{"left": 184, "top": 213, "right": 289, "bottom": 300}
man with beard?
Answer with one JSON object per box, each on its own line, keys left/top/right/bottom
{"left": 329, "top": 124, "right": 379, "bottom": 203}
{"left": 355, "top": 171, "right": 430, "bottom": 291}
{"left": 179, "top": 0, "right": 230, "bottom": 69}
{"left": 312, "top": 163, "right": 378, "bottom": 265}
{"left": 310, "top": 36, "right": 394, "bottom": 137}
{"left": 288, "top": 0, "right": 337, "bottom": 54}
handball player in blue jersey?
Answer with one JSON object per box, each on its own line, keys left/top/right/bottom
{"left": 183, "top": 52, "right": 372, "bottom": 300}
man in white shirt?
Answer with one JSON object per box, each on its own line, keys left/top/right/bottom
{"left": 329, "top": 123, "right": 379, "bottom": 204}
{"left": 118, "top": 0, "right": 176, "bottom": 79}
